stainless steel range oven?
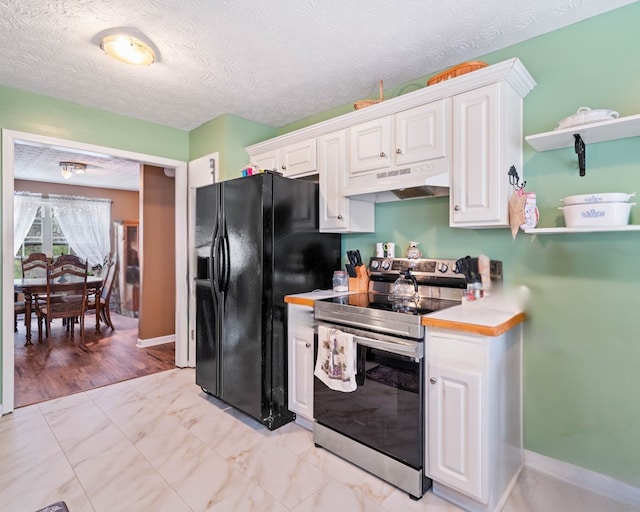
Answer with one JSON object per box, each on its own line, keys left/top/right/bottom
{"left": 313, "top": 257, "right": 502, "bottom": 499}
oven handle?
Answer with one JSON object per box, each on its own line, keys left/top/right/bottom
{"left": 316, "top": 321, "right": 423, "bottom": 361}
{"left": 352, "top": 334, "right": 423, "bottom": 361}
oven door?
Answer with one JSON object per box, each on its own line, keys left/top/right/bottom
{"left": 314, "top": 321, "right": 424, "bottom": 470}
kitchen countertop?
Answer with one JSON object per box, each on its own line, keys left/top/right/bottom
{"left": 284, "top": 289, "right": 354, "bottom": 307}
{"left": 421, "top": 288, "right": 528, "bottom": 337}
{"left": 286, "top": 287, "right": 528, "bottom": 337}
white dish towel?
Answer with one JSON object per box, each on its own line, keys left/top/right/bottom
{"left": 314, "top": 325, "right": 357, "bottom": 392}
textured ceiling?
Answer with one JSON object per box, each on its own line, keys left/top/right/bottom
{"left": 3, "top": 0, "right": 636, "bottom": 190}
{"left": 1, "top": 0, "right": 635, "bottom": 131}
{"left": 14, "top": 142, "right": 141, "bottom": 191}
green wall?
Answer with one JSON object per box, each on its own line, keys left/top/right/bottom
{"left": 2, "top": 1, "right": 640, "bottom": 489}
{"left": 189, "top": 114, "right": 275, "bottom": 180}
{"left": 0, "top": 85, "right": 189, "bottom": 159}
{"left": 274, "top": 3, "right": 640, "bottom": 486}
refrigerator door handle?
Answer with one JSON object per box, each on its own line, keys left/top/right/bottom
{"left": 221, "top": 232, "right": 231, "bottom": 294}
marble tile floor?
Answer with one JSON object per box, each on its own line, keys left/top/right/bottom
{"left": 1, "top": 368, "right": 636, "bottom": 512}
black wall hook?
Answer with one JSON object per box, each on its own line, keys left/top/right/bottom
{"left": 508, "top": 165, "right": 526, "bottom": 190}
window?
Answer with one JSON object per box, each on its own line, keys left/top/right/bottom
{"left": 14, "top": 204, "right": 75, "bottom": 278}
{"left": 14, "top": 194, "right": 110, "bottom": 278}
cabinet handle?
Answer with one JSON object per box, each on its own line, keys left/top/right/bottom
{"left": 453, "top": 205, "right": 461, "bottom": 212}
{"left": 281, "top": 165, "right": 286, "bottom": 170}
{"left": 429, "top": 377, "right": 438, "bottom": 384}
{"left": 395, "top": 148, "right": 402, "bottom": 154}
{"left": 337, "top": 214, "right": 343, "bottom": 220}
{"left": 379, "top": 152, "right": 386, "bottom": 158}
{"left": 305, "top": 342, "right": 311, "bottom": 348}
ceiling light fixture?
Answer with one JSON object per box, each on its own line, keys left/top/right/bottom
{"left": 59, "top": 162, "right": 87, "bottom": 180}
{"left": 100, "top": 35, "right": 156, "bottom": 66}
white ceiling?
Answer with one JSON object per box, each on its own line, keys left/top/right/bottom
{"left": 3, "top": 0, "right": 636, "bottom": 190}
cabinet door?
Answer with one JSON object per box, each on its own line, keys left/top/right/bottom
{"left": 319, "top": 130, "right": 375, "bottom": 233}
{"left": 287, "top": 305, "right": 315, "bottom": 421}
{"left": 428, "top": 361, "right": 484, "bottom": 500}
{"left": 251, "top": 150, "right": 279, "bottom": 173}
{"left": 348, "top": 117, "right": 391, "bottom": 175}
{"left": 395, "top": 100, "right": 449, "bottom": 166}
{"left": 281, "top": 139, "right": 317, "bottom": 177}
{"left": 318, "top": 130, "right": 349, "bottom": 231}
{"left": 451, "top": 84, "right": 503, "bottom": 226}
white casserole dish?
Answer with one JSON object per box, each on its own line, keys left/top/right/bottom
{"left": 559, "top": 202, "right": 635, "bottom": 227}
{"left": 555, "top": 107, "right": 619, "bottom": 130}
{"left": 560, "top": 192, "right": 635, "bottom": 205}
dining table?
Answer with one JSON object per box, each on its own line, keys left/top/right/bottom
{"left": 14, "top": 275, "right": 104, "bottom": 345}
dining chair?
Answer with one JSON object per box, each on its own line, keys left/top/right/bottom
{"left": 20, "top": 252, "right": 49, "bottom": 337}
{"left": 14, "top": 293, "right": 25, "bottom": 332}
{"left": 40, "top": 255, "right": 88, "bottom": 345}
{"left": 86, "top": 258, "right": 118, "bottom": 332}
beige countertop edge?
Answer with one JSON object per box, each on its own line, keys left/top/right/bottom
{"left": 285, "top": 296, "right": 317, "bottom": 307}
{"left": 285, "top": 290, "right": 355, "bottom": 307}
{"left": 421, "top": 311, "right": 526, "bottom": 337}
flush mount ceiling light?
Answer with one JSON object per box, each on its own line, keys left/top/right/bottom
{"left": 100, "top": 35, "right": 156, "bottom": 66}
{"left": 59, "top": 162, "right": 87, "bottom": 180}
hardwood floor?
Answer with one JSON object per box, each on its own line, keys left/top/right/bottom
{"left": 13, "top": 310, "right": 176, "bottom": 408}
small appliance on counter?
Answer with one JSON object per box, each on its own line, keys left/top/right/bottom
{"left": 405, "top": 241, "right": 422, "bottom": 259}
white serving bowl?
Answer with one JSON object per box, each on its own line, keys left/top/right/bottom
{"left": 558, "top": 202, "right": 635, "bottom": 227}
{"left": 555, "top": 107, "right": 619, "bottom": 130}
{"left": 560, "top": 192, "right": 635, "bottom": 206}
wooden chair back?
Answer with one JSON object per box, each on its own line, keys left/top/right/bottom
{"left": 42, "top": 255, "right": 88, "bottom": 344}
{"left": 21, "top": 252, "right": 48, "bottom": 278}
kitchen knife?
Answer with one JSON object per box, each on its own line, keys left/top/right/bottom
{"left": 345, "top": 263, "right": 357, "bottom": 277}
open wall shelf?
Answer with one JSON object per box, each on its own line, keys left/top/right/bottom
{"left": 525, "top": 113, "right": 640, "bottom": 152}
{"left": 524, "top": 225, "right": 640, "bottom": 235}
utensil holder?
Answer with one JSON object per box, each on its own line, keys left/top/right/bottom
{"left": 349, "top": 265, "right": 369, "bottom": 293}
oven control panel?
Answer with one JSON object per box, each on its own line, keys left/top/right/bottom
{"left": 368, "top": 257, "right": 462, "bottom": 280}
{"left": 368, "top": 257, "right": 503, "bottom": 285}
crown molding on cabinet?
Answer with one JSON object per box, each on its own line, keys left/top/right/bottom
{"left": 246, "top": 58, "right": 536, "bottom": 155}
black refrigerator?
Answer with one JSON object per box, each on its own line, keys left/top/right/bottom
{"left": 195, "top": 172, "right": 341, "bottom": 430}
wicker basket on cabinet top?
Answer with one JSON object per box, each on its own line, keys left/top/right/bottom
{"left": 427, "top": 61, "right": 488, "bottom": 86}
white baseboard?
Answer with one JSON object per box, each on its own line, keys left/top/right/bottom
{"left": 136, "top": 334, "right": 175, "bottom": 348}
{"left": 525, "top": 450, "right": 640, "bottom": 507}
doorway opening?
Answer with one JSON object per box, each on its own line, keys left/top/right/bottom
{"left": 2, "top": 129, "right": 190, "bottom": 414}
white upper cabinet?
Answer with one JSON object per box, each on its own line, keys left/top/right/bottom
{"left": 348, "top": 116, "right": 392, "bottom": 174}
{"left": 450, "top": 82, "right": 524, "bottom": 228}
{"left": 348, "top": 99, "right": 449, "bottom": 176}
{"left": 251, "top": 138, "right": 317, "bottom": 178}
{"left": 244, "top": 58, "right": 535, "bottom": 230}
{"left": 318, "top": 130, "right": 375, "bottom": 233}
{"left": 251, "top": 149, "right": 279, "bottom": 174}
{"left": 395, "top": 100, "right": 449, "bottom": 166}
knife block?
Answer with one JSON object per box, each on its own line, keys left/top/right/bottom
{"left": 349, "top": 266, "right": 369, "bottom": 293}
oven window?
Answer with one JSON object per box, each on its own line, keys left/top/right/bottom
{"left": 314, "top": 345, "right": 423, "bottom": 469}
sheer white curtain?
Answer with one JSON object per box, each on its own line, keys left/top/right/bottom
{"left": 49, "top": 195, "right": 111, "bottom": 267}
{"left": 14, "top": 192, "right": 42, "bottom": 255}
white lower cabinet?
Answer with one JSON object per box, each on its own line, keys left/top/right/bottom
{"left": 287, "top": 304, "right": 315, "bottom": 427}
{"left": 426, "top": 326, "right": 523, "bottom": 512}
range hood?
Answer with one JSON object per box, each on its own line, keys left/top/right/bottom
{"left": 342, "top": 159, "right": 450, "bottom": 203}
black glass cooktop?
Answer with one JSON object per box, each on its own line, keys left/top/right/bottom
{"left": 320, "top": 292, "right": 460, "bottom": 316}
